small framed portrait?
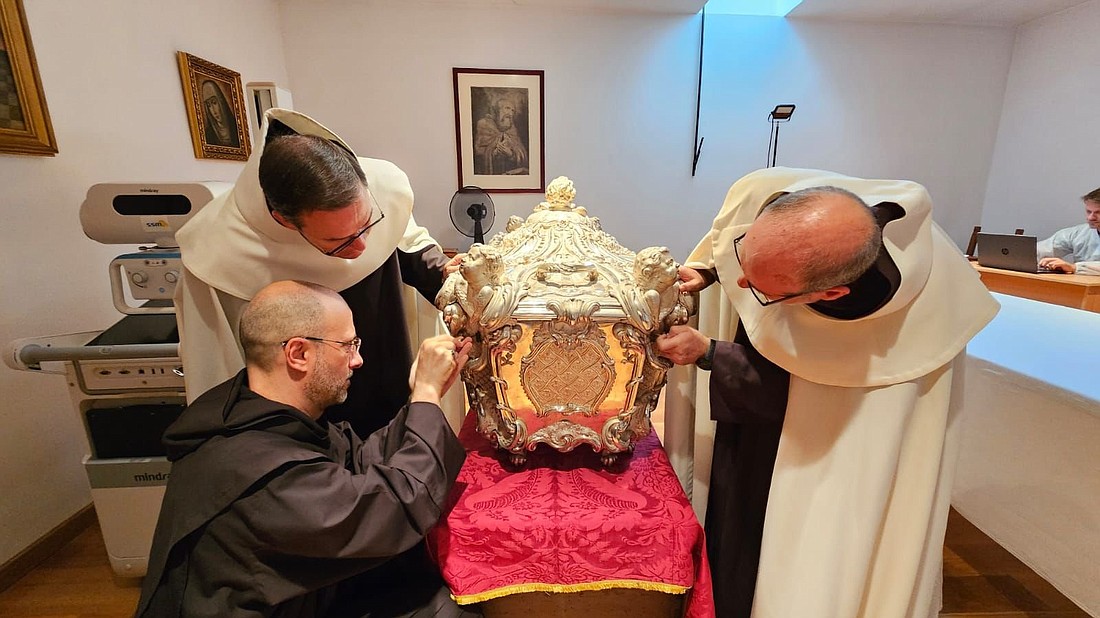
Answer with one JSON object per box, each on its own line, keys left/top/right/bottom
{"left": 453, "top": 68, "right": 544, "bottom": 193}
{"left": 0, "top": 0, "right": 57, "bottom": 156}
{"left": 177, "top": 51, "right": 250, "bottom": 161}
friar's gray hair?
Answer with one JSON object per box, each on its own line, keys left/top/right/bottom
{"left": 760, "top": 186, "right": 882, "bottom": 291}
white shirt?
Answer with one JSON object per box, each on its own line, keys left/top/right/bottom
{"left": 1038, "top": 223, "right": 1100, "bottom": 275}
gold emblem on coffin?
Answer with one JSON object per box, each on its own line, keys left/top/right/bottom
{"left": 521, "top": 300, "right": 615, "bottom": 418}
{"left": 436, "top": 177, "right": 697, "bottom": 465}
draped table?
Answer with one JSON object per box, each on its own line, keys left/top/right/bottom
{"left": 428, "top": 414, "right": 714, "bottom": 617}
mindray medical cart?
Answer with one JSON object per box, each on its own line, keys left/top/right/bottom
{"left": 6, "top": 182, "right": 229, "bottom": 577}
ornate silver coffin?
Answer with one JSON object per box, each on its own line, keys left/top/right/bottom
{"left": 436, "top": 177, "right": 696, "bottom": 465}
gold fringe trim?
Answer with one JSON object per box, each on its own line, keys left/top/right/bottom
{"left": 453, "top": 579, "right": 689, "bottom": 605}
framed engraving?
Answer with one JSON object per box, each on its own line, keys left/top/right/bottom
{"left": 453, "top": 68, "right": 544, "bottom": 193}
{"left": 177, "top": 51, "right": 250, "bottom": 161}
{"left": 0, "top": 0, "right": 57, "bottom": 156}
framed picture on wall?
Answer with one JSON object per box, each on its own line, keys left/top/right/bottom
{"left": 0, "top": 0, "right": 57, "bottom": 156}
{"left": 177, "top": 51, "right": 250, "bottom": 161}
{"left": 453, "top": 68, "right": 544, "bottom": 193}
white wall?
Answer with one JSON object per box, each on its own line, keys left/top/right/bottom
{"left": 700, "top": 15, "right": 1015, "bottom": 248}
{"left": 279, "top": 3, "right": 1014, "bottom": 257}
{"left": 277, "top": 1, "right": 705, "bottom": 257}
{"left": 982, "top": 0, "right": 1100, "bottom": 240}
{"left": 0, "top": 0, "right": 287, "bottom": 566}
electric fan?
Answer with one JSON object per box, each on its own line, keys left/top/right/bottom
{"left": 448, "top": 185, "right": 495, "bottom": 246}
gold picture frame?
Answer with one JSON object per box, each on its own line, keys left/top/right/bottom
{"left": 0, "top": 0, "right": 57, "bottom": 156}
{"left": 177, "top": 51, "right": 250, "bottom": 161}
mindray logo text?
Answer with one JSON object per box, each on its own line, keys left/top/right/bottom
{"left": 133, "top": 472, "right": 170, "bottom": 482}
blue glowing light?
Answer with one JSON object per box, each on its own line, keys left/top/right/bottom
{"left": 705, "top": 0, "right": 803, "bottom": 17}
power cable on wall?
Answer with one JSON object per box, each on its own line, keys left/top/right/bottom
{"left": 691, "top": 5, "right": 705, "bottom": 176}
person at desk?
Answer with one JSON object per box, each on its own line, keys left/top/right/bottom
{"left": 1037, "top": 188, "right": 1100, "bottom": 275}
{"left": 656, "top": 169, "right": 998, "bottom": 618}
{"left": 136, "top": 280, "right": 477, "bottom": 617}
{"left": 174, "top": 108, "right": 459, "bottom": 438}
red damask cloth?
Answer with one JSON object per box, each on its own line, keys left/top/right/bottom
{"left": 427, "top": 415, "right": 715, "bottom": 617}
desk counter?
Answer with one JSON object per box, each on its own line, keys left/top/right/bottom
{"left": 429, "top": 415, "right": 713, "bottom": 618}
{"left": 953, "top": 293, "right": 1100, "bottom": 615}
{"left": 972, "top": 263, "right": 1100, "bottom": 312}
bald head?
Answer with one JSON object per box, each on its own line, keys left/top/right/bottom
{"left": 239, "top": 280, "right": 347, "bottom": 371}
{"left": 747, "top": 186, "right": 881, "bottom": 293}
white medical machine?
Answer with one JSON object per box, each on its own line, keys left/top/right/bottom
{"left": 5, "top": 182, "right": 230, "bottom": 577}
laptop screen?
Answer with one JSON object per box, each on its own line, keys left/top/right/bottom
{"left": 975, "top": 233, "right": 1039, "bottom": 273}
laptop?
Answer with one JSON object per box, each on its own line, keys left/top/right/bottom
{"left": 975, "top": 233, "right": 1049, "bottom": 273}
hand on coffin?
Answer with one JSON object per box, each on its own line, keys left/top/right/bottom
{"left": 443, "top": 252, "right": 465, "bottom": 277}
{"left": 409, "top": 335, "right": 472, "bottom": 405}
{"left": 655, "top": 324, "right": 710, "bottom": 366}
{"left": 676, "top": 266, "right": 710, "bottom": 293}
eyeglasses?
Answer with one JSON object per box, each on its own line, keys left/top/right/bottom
{"left": 281, "top": 336, "right": 362, "bottom": 355}
{"left": 732, "top": 233, "right": 810, "bottom": 306}
{"left": 268, "top": 190, "right": 386, "bottom": 257}
{"left": 319, "top": 205, "right": 387, "bottom": 256}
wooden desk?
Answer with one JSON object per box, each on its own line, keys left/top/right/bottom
{"left": 972, "top": 263, "right": 1100, "bottom": 313}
